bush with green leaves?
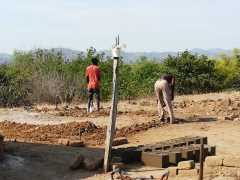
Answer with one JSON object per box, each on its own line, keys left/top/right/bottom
{"left": 0, "top": 48, "right": 240, "bottom": 107}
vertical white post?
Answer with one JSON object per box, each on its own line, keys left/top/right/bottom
{"left": 104, "top": 36, "right": 120, "bottom": 172}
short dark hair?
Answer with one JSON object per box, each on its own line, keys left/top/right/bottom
{"left": 91, "top": 57, "right": 99, "bottom": 65}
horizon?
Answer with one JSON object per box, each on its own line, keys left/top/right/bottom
{"left": 0, "top": 47, "right": 235, "bottom": 56}
{"left": 1, "top": 0, "right": 240, "bottom": 54}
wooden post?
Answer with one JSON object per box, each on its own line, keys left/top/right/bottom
{"left": 104, "top": 36, "right": 120, "bottom": 172}
{"left": 199, "top": 139, "right": 204, "bottom": 180}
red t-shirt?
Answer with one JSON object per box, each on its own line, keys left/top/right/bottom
{"left": 85, "top": 65, "right": 100, "bottom": 90}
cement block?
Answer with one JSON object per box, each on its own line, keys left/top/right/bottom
{"left": 181, "top": 149, "right": 194, "bottom": 161}
{"left": 178, "top": 169, "right": 199, "bottom": 176}
{"left": 169, "top": 151, "right": 182, "bottom": 165}
{"left": 178, "top": 160, "right": 195, "bottom": 170}
{"left": 141, "top": 152, "right": 169, "bottom": 168}
{"left": 168, "top": 166, "right": 178, "bottom": 176}
{"left": 205, "top": 156, "right": 224, "bottom": 167}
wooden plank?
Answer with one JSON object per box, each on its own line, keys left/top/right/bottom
{"left": 199, "top": 139, "right": 204, "bottom": 180}
{"left": 104, "top": 36, "right": 120, "bottom": 172}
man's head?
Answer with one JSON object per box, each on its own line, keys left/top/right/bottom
{"left": 91, "top": 57, "right": 99, "bottom": 65}
{"left": 161, "top": 74, "right": 174, "bottom": 85}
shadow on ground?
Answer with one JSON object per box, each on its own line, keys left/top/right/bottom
{"left": 0, "top": 142, "right": 104, "bottom": 180}
{"left": 176, "top": 116, "right": 217, "bottom": 124}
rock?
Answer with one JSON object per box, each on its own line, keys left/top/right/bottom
{"left": 168, "top": 166, "right": 178, "bottom": 176}
{"left": 70, "top": 155, "right": 84, "bottom": 170}
{"left": 178, "top": 160, "right": 195, "bottom": 170}
{"left": 223, "top": 156, "right": 240, "bottom": 168}
{"left": 83, "top": 157, "right": 103, "bottom": 171}
{"left": 69, "top": 140, "right": 84, "bottom": 147}
{"left": 112, "top": 137, "right": 128, "bottom": 146}
{"left": 205, "top": 156, "right": 224, "bottom": 167}
{"left": 58, "top": 138, "right": 70, "bottom": 146}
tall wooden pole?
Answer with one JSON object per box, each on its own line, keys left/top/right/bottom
{"left": 104, "top": 36, "right": 120, "bottom": 172}
{"left": 199, "top": 138, "right": 204, "bottom": 180}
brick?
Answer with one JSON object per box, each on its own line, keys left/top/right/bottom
{"left": 169, "top": 151, "right": 182, "bottom": 165}
{"left": 69, "top": 140, "right": 84, "bottom": 147}
{"left": 178, "top": 160, "right": 195, "bottom": 170}
{"left": 141, "top": 152, "right": 169, "bottom": 168}
{"left": 58, "top": 138, "right": 70, "bottom": 146}
{"left": 208, "top": 146, "right": 216, "bottom": 156}
{"left": 223, "top": 156, "right": 240, "bottom": 168}
{"left": 205, "top": 156, "right": 224, "bottom": 167}
{"left": 178, "top": 169, "right": 199, "bottom": 176}
{"left": 112, "top": 137, "right": 128, "bottom": 146}
{"left": 181, "top": 149, "right": 194, "bottom": 161}
{"left": 168, "top": 166, "right": 178, "bottom": 176}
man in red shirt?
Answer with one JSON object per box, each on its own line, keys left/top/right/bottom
{"left": 86, "top": 57, "right": 101, "bottom": 112}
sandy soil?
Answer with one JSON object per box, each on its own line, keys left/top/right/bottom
{"left": 1, "top": 91, "right": 240, "bottom": 180}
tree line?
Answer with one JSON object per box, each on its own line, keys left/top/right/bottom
{"left": 0, "top": 48, "right": 240, "bottom": 107}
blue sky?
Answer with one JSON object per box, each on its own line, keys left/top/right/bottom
{"left": 0, "top": 0, "right": 239, "bottom": 53}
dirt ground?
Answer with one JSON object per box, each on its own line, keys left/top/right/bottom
{"left": 1, "top": 91, "right": 240, "bottom": 180}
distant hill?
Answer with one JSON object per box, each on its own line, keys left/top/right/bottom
{"left": 0, "top": 48, "right": 234, "bottom": 64}
{"left": 0, "top": 53, "right": 12, "bottom": 64}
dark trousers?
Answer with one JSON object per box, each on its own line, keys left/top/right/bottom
{"left": 87, "top": 88, "right": 100, "bottom": 112}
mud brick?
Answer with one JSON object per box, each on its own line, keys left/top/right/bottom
{"left": 141, "top": 152, "right": 169, "bottom": 168}
{"left": 208, "top": 146, "right": 216, "bottom": 156}
{"left": 169, "top": 151, "right": 182, "bottom": 165}
{"left": 58, "top": 138, "right": 70, "bottom": 146}
{"left": 181, "top": 149, "right": 194, "bottom": 161}
{"left": 112, "top": 137, "right": 128, "bottom": 146}
{"left": 69, "top": 140, "right": 84, "bottom": 147}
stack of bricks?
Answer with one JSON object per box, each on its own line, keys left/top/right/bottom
{"left": 113, "top": 136, "right": 216, "bottom": 169}
{"left": 0, "top": 134, "right": 4, "bottom": 160}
